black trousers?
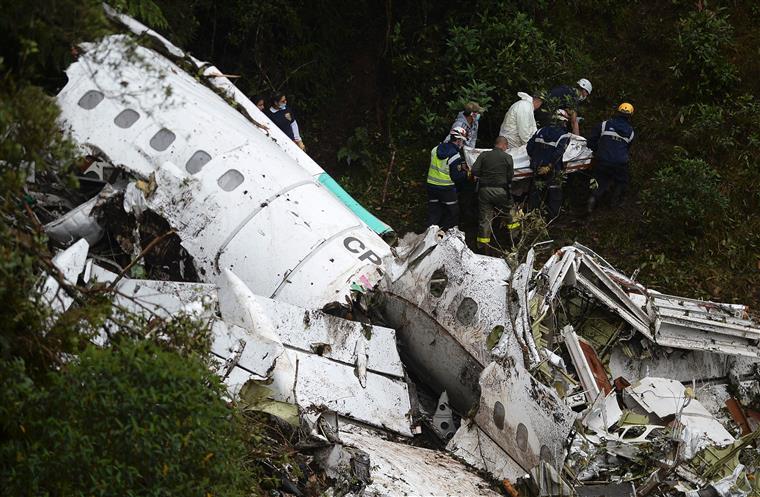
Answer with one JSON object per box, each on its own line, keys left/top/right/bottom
{"left": 427, "top": 185, "right": 459, "bottom": 230}
{"left": 529, "top": 169, "right": 563, "bottom": 219}
{"left": 592, "top": 161, "right": 630, "bottom": 204}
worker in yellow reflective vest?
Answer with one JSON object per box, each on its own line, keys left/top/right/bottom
{"left": 427, "top": 127, "right": 469, "bottom": 230}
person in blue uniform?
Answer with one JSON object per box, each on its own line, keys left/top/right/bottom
{"left": 587, "top": 103, "right": 636, "bottom": 212}
{"left": 268, "top": 93, "right": 305, "bottom": 150}
{"left": 526, "top": 110, "right": 573, "bottom": 218}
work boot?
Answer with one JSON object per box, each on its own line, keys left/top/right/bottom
{"left": 586, "top": 196, "right": 597, "bottom": 214}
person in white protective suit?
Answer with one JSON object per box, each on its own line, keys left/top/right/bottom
{"left": 499, "top": 92, "right": 544, "bottom": 149}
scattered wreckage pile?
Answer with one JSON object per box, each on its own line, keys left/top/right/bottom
{"left": 38, "top": 210, "right": 760, "bottom": 496}
{"left": 31, "top": 6, "right": 760, "bottom": 496}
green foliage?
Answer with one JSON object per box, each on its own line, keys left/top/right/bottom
{"left": 392, "top": 4, "right": 573, "bottom": 144}
{"left": 0, "top": 0, "right": 109, "bottom": 83}
{"left": 672, "top": 6, "right": 739, "bottom": 99}
{"left": 337, "top": 127, "right": 380, "bottom": 169}
{"left": 0, "top": 77, "right": 90, "bottom": 377}
{"left": 0, "top": 81, "right": 76, "bottom": 193}
{"left": 113, "top": 0, "right": 169, "bottom": 29}
{"left": 641, "top": 152, "right": 728, "bottom": 237}
{"left": 0, "top": 340, "right": 252, "bottom": 497}
{"left": 679, "top": 95, "right": 760, "bottom": 161}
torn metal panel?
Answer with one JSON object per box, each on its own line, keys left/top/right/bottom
{"left": 340, "top": 423, "right": 503, "bottom": 497}
{"left": 529, "top": 461, "right": 575, "bottom": 497}
{"left": 649, "top": 293, "right": 760, "bottom": 358}
{"left": 44, "top": 185, "right": 116, "bottom": 245}
{"left": 562, "top": 325, "right": 601, "bottom": 403}
{"left": 90, "top": 265, "right": 216, "bottom": 320}
{"left": 583, "top": 391, "right": 624, "bottom": 434}
{"left": 626, "top": 377, "right": 735, "bottom": 454}
{"left": 495, "top": 247, "right": 540, "bottom": 366}
{"left": 238, "top": 287, "right": 404, "bottom": 378}
{"left": 535, "top": 248, "right": 578, "bottom": 317}
{"left": 447, "top": 420, "right": 526, "bottom": 481}
{"left": 383, "top": 225, "right": 444, "bottom": 281}
{"left": 725, "top": 398, "right": 751, "bottom": 436}
{"left": 217, "top": 268, "right": 285, "bottom": 349}
{"left": 293, "top": 352, "right": 412, "bottom": 436}
{"left": 42, "top": 238, "right": 90, "bottom": 313}
{"left": 473, "top": 362, "right": 576, "bottom": 473}
{"left": 383, "top": 229, "right": 515, "bottom": 366}
{"left": 88, "top": 267, "right": 281, "bottom": 386}
{"left": 58, "top": 35, "right": 391, "bottom": 309}
{"left": 210, "top": 320, "right": 283, "bottom": 382}
{"left": 608, "top": 347, "right": 736, "bottom": 384}
{"left": 683, "top": 464, "right": 751, "bottom": 497}
{"left": 218, "top": 268, "right": 404, "bottom": 377}
{"left": 575, "top": 254, "right": 651, "bottom": 337}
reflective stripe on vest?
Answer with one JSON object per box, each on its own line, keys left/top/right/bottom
{"left": 534, "top": 132, "right": 572, "bottom": 147}
{"left": 427, "top": 146, "right": 455, "bottom": 186}
{"left": 600, "top": 121, "right": 634, "bottom": 143}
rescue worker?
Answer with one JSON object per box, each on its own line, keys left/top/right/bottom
{"left": 427, "top": 126, "right": 469, "bottom": 230}
{"left": 268, "top": 93, "right": 305, "bottom": 150}
{"left": 499, "top": 92, "right": 543, "bottom": 149}
{"left": 536, "top": 78, "right": 592, "bottom": 130}
{"left": 526, "top": 110, "right": 573, "bottom": 218}
{"left": 444, "top": 102, "right": 484, "bottom": 148}
{"left": 254, "top": 95, "right": 266, "bottom": 112}
{"left": 470, "top": 136, "right": 518, "bottom": 251}
{"left": 586, "top": 103, "right": 635, "bottom": 212}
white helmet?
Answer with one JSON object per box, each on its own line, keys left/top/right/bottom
{"left": 450, "top": 126, "right": 468, "bottom": 141}
{"left": 577, "top": 78, "right": 592, "bottom": 95}
{"left": 554, "top": 109, "right": 569, "bottom": 122}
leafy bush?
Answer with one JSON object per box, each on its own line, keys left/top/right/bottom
{"left": 641, "top": 152, "right": 728, "bottom": 237}
{"left": 672, "top": 6, "right": 739, "bottom": 99}
{"left": 391, "top": 3, "right": 574, "bottom": 145}
{"left": 337, "top": 126, "right": 381, "bottom": 169}
{"left": 0, "top": 341, "right": 252, "bottom": 497}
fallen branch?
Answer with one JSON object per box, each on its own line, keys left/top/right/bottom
{"left": 109, "top": 229, "right": 176, "bottom": 289}
{"left": 380, "top": 150, "right": 396, "bottom": 206}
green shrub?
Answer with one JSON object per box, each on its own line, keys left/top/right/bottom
{"left": 672, "top": 6, "right": 739, "bottom": 99}
{"left": 641, "top": 152, "right": 728, "bottom": 237}
{"left": 391, "top": 3, "right": 575, "bottom": 145}
{"left": 0, "top": 341, "right": 252, "bottom": 497}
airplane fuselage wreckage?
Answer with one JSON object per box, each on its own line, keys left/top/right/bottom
{"left": 38, "top": 6, "right": 760, "bottom": 496}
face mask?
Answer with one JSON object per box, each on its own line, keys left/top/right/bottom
{"left": 475, "top": 113, "right": 481, "bottom": 121}
{"left": 279, "top": 103, "right": 287, "bottom": 110}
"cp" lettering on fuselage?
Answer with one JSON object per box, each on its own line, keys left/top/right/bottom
{"left": 343, "top": 236, "right": 381, "bottom": 265}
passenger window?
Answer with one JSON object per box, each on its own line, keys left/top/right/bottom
{"left": 185, "top": 150, "right": 212, "bottom": 174}
{"left": 77, "top": 90, "right": 104, "bottom": 110}
{"left": 114, "top": 109, "right": 140, "bottom": 128}
{"left": 217, "top": 169, "right": 244, "bottom": 191}
{"left": 149, "top": 128, "right": 176, "bottom": 151}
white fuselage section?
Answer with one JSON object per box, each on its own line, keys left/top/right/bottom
{"left": 57, "top": 35, "right": 390, "bottom": 308}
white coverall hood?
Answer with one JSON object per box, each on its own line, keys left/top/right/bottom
{"left": 500, "top": 92, "right": 538, "bottom": 149}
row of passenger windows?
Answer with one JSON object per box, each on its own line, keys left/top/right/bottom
{"left": 77, "top": 89, "right": 244, "bottom": 191}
